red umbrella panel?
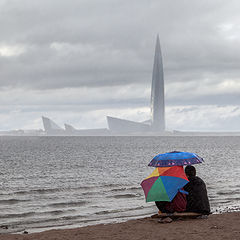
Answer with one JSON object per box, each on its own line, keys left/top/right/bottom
{"left": 141, "top": 166, "right": 189, "bottom": 202}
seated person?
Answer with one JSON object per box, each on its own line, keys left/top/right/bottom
{"left": 155, "top": 191, "right": 187, "bottom": 213}
{"left": 184, "top": 165, "right": 211, "bottom": 215}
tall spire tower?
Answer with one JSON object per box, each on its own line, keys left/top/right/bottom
{"left": 150, "top": 35, "right": 165, "bottom": 132}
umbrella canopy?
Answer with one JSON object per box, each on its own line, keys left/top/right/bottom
{"left": 148, "top": 151, "right": 204, "bottom": 167}
{"left": 141, "top": 166, "right": 189, "bottom": 202}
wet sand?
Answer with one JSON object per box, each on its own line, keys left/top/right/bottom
{"left": 0, "top": 212, "right": 239, "bottom": 240}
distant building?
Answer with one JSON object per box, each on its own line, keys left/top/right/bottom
{"left": 41, "top": 36, "right": 165, "bottom": 136}
{"left": 107, "top": 116, "right": 150, "bottom": 134}
{"left": 64, "top": 123, "right": 76, "bottom": 133}
{"left": 42, "top": 116, "right": 65, "bottom": 135}
{"left": 41, "top": 116, "right": 109, "bottom": 135}
{"left": 64, "top": 123, "right": 109, "bottom": 136}
{"left": 151, "top": 35, "right": 165, "bottom": 131}
{"left": 107, "top": 35, "right": 165, "bottom": 133}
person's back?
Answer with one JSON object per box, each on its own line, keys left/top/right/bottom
{"left": 184, "top": 165, "right": 210, "bottom": 215}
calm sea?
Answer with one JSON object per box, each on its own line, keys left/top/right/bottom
{"left": 0, "top": 136, "right": 239, "bottom": 233}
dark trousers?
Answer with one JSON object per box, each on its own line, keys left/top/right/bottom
{"left": 155, "top": 201, "right": 172, "bottom": 213}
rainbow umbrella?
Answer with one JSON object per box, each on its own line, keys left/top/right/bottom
{"left": 148, "top": 151, "right": 204, "bottom": 167}
{"left": 141, "top": 166, "right": 189, "bottom": 202}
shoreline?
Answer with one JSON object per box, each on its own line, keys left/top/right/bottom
{"left": 0, "top": 212, "right": 239, "bottom": 240}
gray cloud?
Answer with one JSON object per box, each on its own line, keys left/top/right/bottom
{"left": 1, "top": 0, "right": 240, "bottom": 130}
{"left": 0, "top": 0, "right": 239, "bottom": 90}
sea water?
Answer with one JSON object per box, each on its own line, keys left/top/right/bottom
{"left": 0, "top": 136, "right": 239, "bottom": 233}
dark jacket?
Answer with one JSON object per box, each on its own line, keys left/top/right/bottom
{"left": 183, "top": 176, "right": 210, "bottom": 215}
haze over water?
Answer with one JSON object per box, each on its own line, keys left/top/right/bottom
{"left": 0, "top": 136, "right": 239, "bottom": 233}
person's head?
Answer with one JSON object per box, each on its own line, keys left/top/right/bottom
{"left": 185, "top": 165, "right": 196, "bottom": 177}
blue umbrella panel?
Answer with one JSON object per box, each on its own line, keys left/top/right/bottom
{"left": 148, "top": 151, "right": 204, "bottom": 167}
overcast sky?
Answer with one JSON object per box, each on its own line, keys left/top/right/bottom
{"left": 0, "top": 0, "right": 240, "bottom": 131}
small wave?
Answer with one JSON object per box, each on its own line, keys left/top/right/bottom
{"left": 60, "top": 214, "right": 85, "bottom": 221}
{"left": 207, "top": 186, "right": 215, "bottom": 190}
{"left": 15, "top": 188, "right": 61, "bottom": 195}
{"left": 110, "top": 187, "right": 128, "bottom": 192}
{"left": 33, "top": 210, "right": 66, "bottom": 216}
{"left": 208, "top": 195, "right": 217, "bottom": 199}
{"left": 6, "top": 214, "right": 83, "bottom": 227}
{"left": 108, "top": 193, "right": 140, "bottom": 199}
{"left": 223, "top": 197, "right": 240, "bottom": 201}
{"left": 228, "top": 184, "right": 240, "bottom": 189}
{"left": 49, "top": 201, "right": 87, "bottom": 208}
{"left": 82, "top": 191, "right": 100, "bottom": 196}
{"left": 74, "top": 186, "right": 96, "bottom": 190}
{"left": 0, "top": 199, "right": 29, "bottom": 204}
{"left": 46, "top": 210, "right": 66, "bottom": 215}
{"left": 95, "top": 212, "right": 153, "bottom": 222}
{"left": 103, "top": 183, "right": 124, "bottom": 188}
{"left": 110, "top": 187, "right": 142, "bottom": 192}
{"left": 127, "top": 186, "right": 142, "bottom": 191}
{"left": 95, "top": 209, "right": 129, "bottom": 215}
{"left": 1, "top": 209, "right": 77, "bottom": 220}
{"left": 7, "top": 186, "right": 96, "bottom": 196}
{"left": 217, "top": 190, "right": 240, "bottom": 195}
{"left": 95, "top": 206, "right": 144, "bottom": 215}
{"left": 41, "top": 209, "right": 76, "bottom": 216}
{"left": 0, "top": 193, "right": 10, "bottom": 196}
{"left": 217, "top": 200, "right": 232, "bottom": 204}
{"left": 0, "top": 212, "right": 35, "bottom": 219}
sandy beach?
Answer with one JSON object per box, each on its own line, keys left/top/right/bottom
{"left": 0, "top": 212, "right": 239, "bottom": 240}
